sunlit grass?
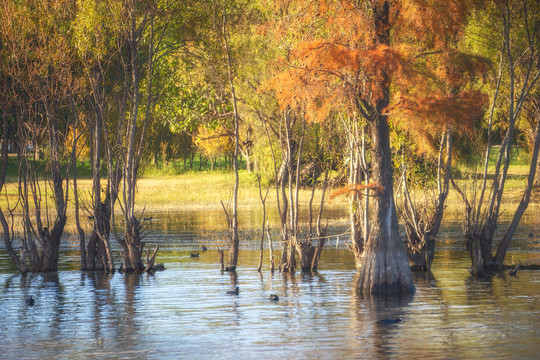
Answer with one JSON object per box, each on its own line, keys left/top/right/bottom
{"left": 0, "top": 158, "right": 533, "bottom": 229}
{"left": 136, "top": 170, "right": 346, "bottom": 211}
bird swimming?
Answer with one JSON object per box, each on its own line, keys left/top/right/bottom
{"left": 25, "top": 295, "right": 35, "bottom": 306}
{"left": 509, "top": 264, "right": 520, "bottom": 276}
{"left": 226, "top": 286, "right": 239, "bottom": 295}
{"left": 190, "top": 252, "right": 199, "bottom": 258}
{"left": 376, "top": 318, "right": 402, "bottom": 324}
{"left": 269, "top": 294, "right": 279, "bottom": 301}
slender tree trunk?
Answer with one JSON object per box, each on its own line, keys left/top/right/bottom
{"left": 404, "top": 130, "right": 452, "bottom": 271}
{"left": 347, "top": 119, "right": 365, "bottom": 266}
{"left": 0, "top": 113, "right": 29, "bottom": 273}
{"left": 535, "top": 153, "right": 540, "bottom": 188}
{"left": 117, "top": 6, "right": 159, "bottom": 273}
{"left": 221, "top": 5, "right": 240, "bottom": 272}
{"left": 257, "top": 176, "right": 269, "bottom": 272}
{"left": 494, "top": 109, "right": 540, "bottom": 264}
{"left": 70, "top": 103, "right": 86, "bottom": 271}
{"left": 459, "top": 3, "right": 540, "bottom": 275}
{"left": 311, "top": 169, "right": 329, "bottom": 272}
{"left": 35, "top": 104, "right": 68, "bottom": 272}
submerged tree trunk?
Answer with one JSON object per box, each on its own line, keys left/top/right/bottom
{"left": 0, "top": 113, "right": 29, "bottom": 273}
{"left": 454, "top": 3, "right": 539, "bottom": 276}
{"left": 69, "top": 105, "right": 86, "bottom": 271}
{"left": 356, "top": 113, "right": 415, "bottom": 293}
{"left": 354, "top": 2, "right": 415, "bottom": 294}
{"left": 1, "top": 110, "right": 69, "bottom": 273}
{"left": 344, "top": 118, "right": 369, "bottom": 267}
{"left": 84, "top": 71, "right": 116, "bottom": 272}
{"left": 218, "top": 3, "right": 240, "bottom": 272}
{"left": 114, "top": 5, "right": 163, "bottom": 273}
{"left": 402, "top": 130, "right": 453, "bottom": 271}
{"left": 494, "top": 109, "right": 540, "bottom": 265}
{"left": 296, "top": 168, "right": 329, "bottom": 272}
{"left": 310, "top": 170, "right": 329, "bottom": 271}
{"left": 257, "top": 176, "right": 269, "bottom": 272}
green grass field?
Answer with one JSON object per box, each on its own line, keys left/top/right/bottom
{"left": 0, "top": 149, "right": 535, "bottom": 218}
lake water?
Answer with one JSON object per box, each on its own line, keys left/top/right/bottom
{"left": 1, "top": 207, "right": 539, "bottom": 359}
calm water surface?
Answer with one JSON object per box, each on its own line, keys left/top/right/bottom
{"left": 1, "top": 207, "right": 539, "bottom": 359}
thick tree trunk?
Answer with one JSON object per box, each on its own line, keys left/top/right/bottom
{"left": 121, "top": 220, "right": 144, "bottom": 272}
{"left": 86, "top": 200, "right": 114, "bottom": 271}
{"left": 354, "top": 1, "right": 415, "bottom": 294}
{"left": 296, "top": 240, "right": 316, "bottom": 272}
{"left": 356, "top": 115, "right": 415, "bottom": 294}
{"left": 86, "top": 67, "right": 116, "bottom": 273}
{"left": 407, "top": 239, "right": 435, "bottom": 271}
{"left": 34, "top": 217, "right": 66, "bottom": 272}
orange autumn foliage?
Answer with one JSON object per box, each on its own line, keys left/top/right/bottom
{"left": 329, "top": 183, "right": 385, "bottom": 201}
{"left": 265, "top": 0, "right": 489, "bottom": 146}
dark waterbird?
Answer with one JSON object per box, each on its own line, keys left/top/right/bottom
{"left": 509, "top": 264, "right": 520, "bottom": 276}
{"left": 202, "top": 245, "right": 208, "bottom": 251}
{"left": 25, "top": 295, "right": 35, "bottom": 306}
{"left": 190, "top": 252, "right": 199, "bottom": 258}
{"left": 226, "top": 286, "right": 239, "bottom": 295}
{"left": 269, "top": 294, "right": 279, "bottom": 302}
{"left": 376, "top": 318, "right": 402, "bottom": 324}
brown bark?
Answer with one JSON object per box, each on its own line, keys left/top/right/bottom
{"left": 224, "top": 11, "right": 240, "bottom": 273}
{"left": 217, "top": 247, "right": 225, "bottom": 271}
{"left": 457, "top": 2, "right": 539, "bottom": 275}
{"left": 354, "top": 1, "right": 415, "bottom": 294}
{"left": 295, "top": 169, "right": 329, "bottom": 272}
{"left": 113, "top": 4, "right": 163, "bottom": 273}
{"left": 345, "top": 119, "right": 368, "bottom": 267}
{"left": 311, "top": 170, "right": 329, "bottom": 271}
{"left": 494, "top": 109, "right": 540, "bottom": 264}
{"left": 535, "top": 153, "right": 540, "bottom": 188}
{"left": 82, "top": 60, "right": 118, "bottom": 273}
{"left": 0, "top": 114, "right": 29, "bottom": 273}
{"left": 356, "top": 113, "right": 415, "bottom": 293}
{"left": 403, "top": 130, "right": 453, "bottom": 271}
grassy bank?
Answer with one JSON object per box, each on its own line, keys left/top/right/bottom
{"left": 0, "top": 154, "right": 535, "bottom": 218}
